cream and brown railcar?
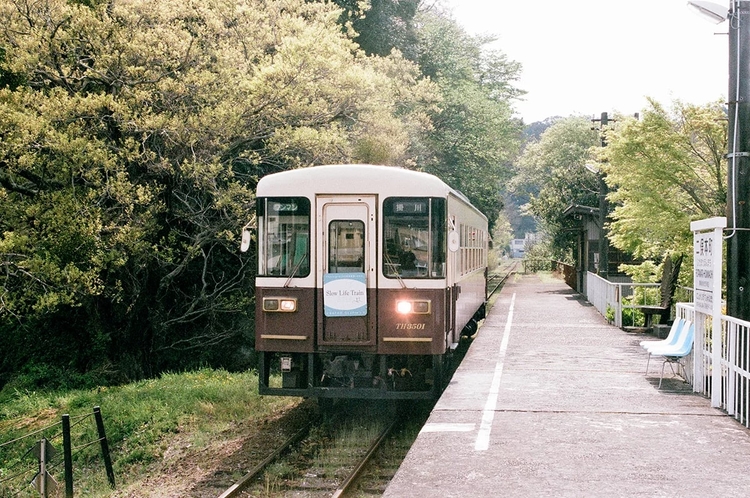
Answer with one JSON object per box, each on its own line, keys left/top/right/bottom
{"left": 251, "top": 164, "right": 488, "bottom": 399}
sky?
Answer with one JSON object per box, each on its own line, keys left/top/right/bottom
{"left": 443, "top": 0, "right": 730, "bottom": 123}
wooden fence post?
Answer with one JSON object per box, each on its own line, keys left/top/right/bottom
{"left": 93, "top": 406, "right": 116, "bottom": 488}
{"left": 62, "top": 414, "right": 74, "bottom": 497}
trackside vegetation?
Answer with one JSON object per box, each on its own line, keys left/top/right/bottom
{"left": 0, "top": 369, "right": 298, "bottom": 496}
{"left": 0, "top": 0, "right": 523, "bottom": 391}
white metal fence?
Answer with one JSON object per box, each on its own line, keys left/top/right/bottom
{"left": 585, "top": 271, "right": 750, "bottom": 428}
{"left": 706, "top": 312, "right": 750, "bottom": 427}
{"left": 586, "top": 272, "right": 659, "bottom": 328}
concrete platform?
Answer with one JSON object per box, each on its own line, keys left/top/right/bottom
{"left": 384, "top": 274, "right": 750, "bottom": 497}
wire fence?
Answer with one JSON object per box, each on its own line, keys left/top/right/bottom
{"left": 0, "top": 406, "right": 114, "bottom": 498}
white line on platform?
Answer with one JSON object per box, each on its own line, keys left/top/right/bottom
{"left": 475, "top": 292, "right": 515, "bottom": 451}
{"left": 420, "top": 423, "right": 476, "bottom": 433}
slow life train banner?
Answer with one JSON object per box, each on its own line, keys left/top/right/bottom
{"left": 324, "top": 272, "right": 367, "bottom": 317}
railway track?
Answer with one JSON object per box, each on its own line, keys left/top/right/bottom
{"left": 214, "top": 262, "right": 517, "bottom": 498}
{"left": 217, "top": 423, "right": 313, "bottom": 498}
{"left": 217, "top": 401, "right": 424, "bottom": 497}
{"left": 330, "top": 420, "right": 395, "bottom": 498}
{"left": 487, "top": 260, "right": 519, "bottom": 297}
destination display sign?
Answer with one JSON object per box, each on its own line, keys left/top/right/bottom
{"left": 392, "top": 200, "right": 427, "bottom": 214}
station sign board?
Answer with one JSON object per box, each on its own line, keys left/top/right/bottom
{"left": 691, "top": 217, "right": 726, "bottom": 315}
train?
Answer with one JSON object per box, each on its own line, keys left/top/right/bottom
{"left": 244, "top": 164, "right": 488, "bottom": 400}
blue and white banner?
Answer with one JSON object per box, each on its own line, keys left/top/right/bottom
{"left": 324, "top": 272, "right": 367, "bottom": 317}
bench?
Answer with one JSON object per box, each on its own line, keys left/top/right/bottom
{"left": 640, "top": 253, "right": 683, "bottom": 330}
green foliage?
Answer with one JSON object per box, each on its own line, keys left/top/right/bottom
{"left": 619, "top": 260, "right": 660, "bottom": 283}
{"left": 0, "top": 0, "right": 440, "bottom": 386}
{"left": 492, "top": 212, "right": 513, "bottom": 256}
{"left": 414, "top": 9, "right": 524, "bottom": 228}
{"left": 523, "top": 238, "right": 554, "bottom": 262}
{"left": 512, "top": 117, "right": 600, "bottom": 258}
{"left": 0, "top": 0, "right": 523, "bottom": 388}
{"left": 618, "top": 301, "right": 645, "bottom": 328}
{"left": 601, "top": 99, "right": 727, "bottom": 260}
{"left": 619, "top": 259, "right": 664, "bottom": 327}
{"left": 0, "top": 369, "right": 294, "bottom": 496}
{"left": 330, "top": 0, "right": 420, "bottom": 59}
{"left": 605, "top": 305, "right": 615, "bottom": 323}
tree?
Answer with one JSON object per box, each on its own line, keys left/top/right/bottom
{"left": 329, "top": 0, "right": 421, "bottom": 60}
{"left": 511, "top": 117, "right": 601, "bottom": 259}
{"left": 600, "top": 99, "right": 727, "bottom": 260}
{"left": 0, "top": 0, "right": 439, "bottom": 387}
{"left": 491, "top": 211, "right": 513, "bottom": 258}
{"left": 414, "top": 9, "right": 524, "bottom": 228}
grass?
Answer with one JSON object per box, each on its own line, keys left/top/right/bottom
{"left": 0, "top": 369, "right": 297, "bottom": 497}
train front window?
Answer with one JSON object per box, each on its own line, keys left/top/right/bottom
{"left": 328, "top": 220, "right": 365, "bottom": 273}
{"left": 258, "top": 197, "right": 310, "bottom": 277}
{"left": 383, "top": 197, "right": 445, "bottom": 278}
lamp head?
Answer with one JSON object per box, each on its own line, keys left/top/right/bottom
{"left": 687, "top": 1, "right": 729, "bottom": 24}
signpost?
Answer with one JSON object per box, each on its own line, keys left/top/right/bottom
{"left": 691, "top": 217, "right": 726, "bottom": 407}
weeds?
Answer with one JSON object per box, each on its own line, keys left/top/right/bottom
{"left": 0, "top": 369, "right": 294, "bottom": 496}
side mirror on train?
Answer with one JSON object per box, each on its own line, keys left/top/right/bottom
{"left": 240, "top": 229, "right": 252, "bottom": 253}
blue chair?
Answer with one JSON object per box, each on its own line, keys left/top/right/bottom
{"left": 641, "top": 319, "right": 688, "bottom": 374}
{"left": 640, "top": 318, "right": 684, "bottom": 351}
{"left": 647, "top": 322, "right": 695, "bottom": 388}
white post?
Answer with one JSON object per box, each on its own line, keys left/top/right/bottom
{"left": 691, "top": 217, "right": 727, "bottom": 408}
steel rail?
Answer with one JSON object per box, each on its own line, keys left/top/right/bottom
{"left": 218, "top": 423, "right": 311, "bottom": 498}
{"left": 331, "top": 420, "right": 397, "bottom": 498}
{"left": 488, "top": 261, "right": 518, "bottom": 297}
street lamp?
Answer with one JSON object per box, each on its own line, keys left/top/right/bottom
{"left": 687, "top": 1, "right": 729, "bottom": 22}
{"left": 689, "top": 1, "right": 750, "bottom": 320}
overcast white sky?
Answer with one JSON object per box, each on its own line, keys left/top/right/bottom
{"left": 443, "top": 0, "right": 730, "bottom": 123}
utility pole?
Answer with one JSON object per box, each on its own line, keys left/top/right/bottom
{"left": 591, "top": 112, "right": 612, "bottom": 278}
{"left": 727, "top": 1, "right": 750, "bottom": 320}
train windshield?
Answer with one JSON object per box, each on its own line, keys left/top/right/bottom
{"left": 257, "top": 197, "right": 310, "bottom": 277}
{"left": 383, "top": 197, "right": 445, "bottom": 278}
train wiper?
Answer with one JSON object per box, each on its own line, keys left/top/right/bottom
{"left": 383, "top": 252, "right": 407, "bottom": 289}
{"left": 283, "top": 251, "right": 307, "bottom": 288}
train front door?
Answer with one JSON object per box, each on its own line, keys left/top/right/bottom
{"left": 317, "top": 195, "right": 377, "bottom": 348}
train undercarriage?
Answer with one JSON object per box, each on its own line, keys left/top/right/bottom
{"left": 258, "top": 351, "right": 450, "bottom": 400}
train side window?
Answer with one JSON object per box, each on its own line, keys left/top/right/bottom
{"left": 328, "top": 220, "right": 365, "bottom": 273}
{"left": 257, "top": 197, "right": 310, "bottom": 277}
{"left": 430, "top": 198, "right": 446, "bottom": 277}
{"left": 383, "top": 197, "right": 445, "bottom": 278}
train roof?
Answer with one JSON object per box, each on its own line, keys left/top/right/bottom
{"left": 256, "top": 164, "right": 473, "bottom": 204}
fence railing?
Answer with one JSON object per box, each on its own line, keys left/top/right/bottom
{"left": 585, "top": 271, "right": 694, "bottom": 328}
{"left": 696, "top": 311, "right": 750, "bottom": 428}
{"left": 585, "top": 271, "right": 750, "bottom": 428}
{"left": 586, "top": 272, "right": 624, "bottom": 326}
{"left": 0, "top": 406, "right": 115, "bottom": 497}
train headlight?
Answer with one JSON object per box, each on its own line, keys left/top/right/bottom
{"left": 396, "top": 299, "right": 431, "bottom": 314}
{"left": 397, "top": 301, "right": 413, "bottom": 314}
{"left": 280, "top": 299, "right": 297, "bottom": 312}
{"left": 263, "top": 297, "right": 297, "bottom": 312}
